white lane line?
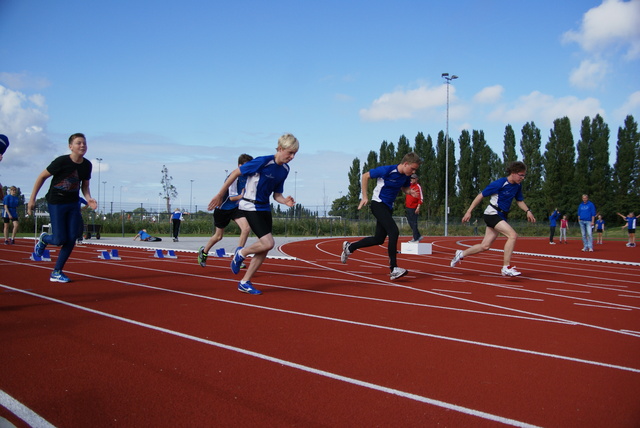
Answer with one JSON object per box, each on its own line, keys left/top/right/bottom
{"left": 496, "top": 295, "right": 544, "bottom": 301}
{"left": 0, "top": 285, "right": 538, "bottom": 428}
{"left": 0, "top": 389, "right": 56, "bottom": 428}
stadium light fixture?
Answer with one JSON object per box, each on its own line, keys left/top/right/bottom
{"left": 442, "top": 73, "right": 459, "bottom": 237}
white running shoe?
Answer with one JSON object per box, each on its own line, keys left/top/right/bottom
{"left": 450, "top": 250, "right": 464, "bottom": 267}
{"left": 501, "top": 265, "right": 522, "bottom": 277}
{"left": 390, "top": 267, "right": 408, "bottom": 280}
{"left": 341, "top": 241, "right": 351, "bottom": 264}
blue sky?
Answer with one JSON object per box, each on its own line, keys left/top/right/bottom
{"left": 1, "top": 0, "right": 639, "bottom": 214}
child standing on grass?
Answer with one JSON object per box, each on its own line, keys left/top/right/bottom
{"left": 559, "top": 215, "right": 569, "bottom": 244}
{"left": 207, "top": 134, "right": 299, "bottom": 295}
{"left": 595, "top": 214, "right": 605, "bottom": 245}
{"left": 341, "top": 152, "right": 422, "bottom": 280}
{"left": 450, "top": 161, "right": 536, "bottom": 277}
{"left": 617, "top": 212, "right": 640, "bottom": 247}
{"left": 3, "top": 186, "right": 20, "bottom": 244}
{"left": 27, "top": 133, "right": 97, "bottom": 283}
{"left": 198, "top": 154, "right": 253, "bottom": 267}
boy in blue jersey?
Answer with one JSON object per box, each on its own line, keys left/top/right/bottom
{"left": 341, "top": 152, "right": 422, "bottom": 280}
{"left": 198, "top": 154, "right": 253, "bottom": 267}
{"left": 451, "top": 161, "right": 535, "bottom": 277}
{"left": 207, "top": 134, "right": 299, "bottom": 295}
{"left": 617, "top": 211, "right": 640, "bottom": 247}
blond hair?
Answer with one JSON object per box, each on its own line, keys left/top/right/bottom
{"left": 278, "top": 133, "right": 299, "bottom": 152}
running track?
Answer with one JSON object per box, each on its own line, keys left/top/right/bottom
{"left": 1, "top": 237, "right": 639, "bottom": 427}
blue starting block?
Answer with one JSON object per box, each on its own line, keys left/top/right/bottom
{"left": 98, "top": 249, "right": 121, "bottom": 260}
{"left": 215, "top": 248, "right": 225, "bottom": 257}
{"left": 153, "top": 249, "right": 178, "bottom": 259}
{"left": 30, "top": 249, "right": 52, "bottom": 262}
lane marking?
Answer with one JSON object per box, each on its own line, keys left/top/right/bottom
{"left": 0, "top": 285, "right": 538, "bottom": 428}
{"left": 0, "top": 389, "right": 55, "bottom": 428}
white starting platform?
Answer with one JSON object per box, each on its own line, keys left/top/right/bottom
{"left": 401, "top": 242, "right": 432, "bottom": 255}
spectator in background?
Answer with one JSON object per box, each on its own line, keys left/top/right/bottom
{"left": 3, "top": 186, "right": 19, "bottom": 244}
{"left": 577, "top": 194, "right": 596, "bottom": 252}
{"left": 170, "top": 208, "right": 183, "bottom": 242}
{"left": 595, "top": 214, "right": 605, "bottom": 245}
{"left": 559, "top": 214, "right": 569, "bottom": 244}
{"left": 404, "top": 173, "right": 424, "bottom": 243}
{"left": 548, "top": 208, "right": 560, "bottom": 244}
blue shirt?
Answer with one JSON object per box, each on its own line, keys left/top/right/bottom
{"left": 2, "top": 194, "right": 19, "bottom": 218}
{"left": 220, "top": 174, "right": 248, "bottom": 211}
{"left": 482, "top": 177, "right": 524, "bottom": 221}
{"left": 577, "top": 201, "right": 596, "bottom": 221}
{"left": 549, "top": 210, "right": 560, "bottom": 227}
{"left": 624, "top": 217, "right": 637, "bottom": 230}
{"left": 238, "top": 155, "right": 290, "bottom": 212}
{"left": 369, "top": 164, "right": 411, "bottom": 210}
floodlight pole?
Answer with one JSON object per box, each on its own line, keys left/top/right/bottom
{"left": 96, "top": 158, "right": 103, "bottom": 214}
{"left": 442, "top": 73, "right": 458, "bottom": 237}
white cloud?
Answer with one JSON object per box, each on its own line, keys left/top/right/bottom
{"left": 488, "top": 90, "right": 604, "bottom": 128}
{"left": 359, "top": 84, "right": 447, "bottom": 121}
{"left": 562, "top": 0, "right": 640, "bottom": 59}
{"left": 613, "top": 90, "right": 640, "bottom": 120}
{"left": 569, "top": 59, "right": 611, "bottom": 89}
{"left": 0, "top": 85, "right": 54, "bottom": 167}
{"left": 473, "top": 85, "right": 504, "bottom": 104}
{"left": 0, "top": 72, "right": 51, "bottom": 90}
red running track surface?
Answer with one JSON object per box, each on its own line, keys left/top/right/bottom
{"left": 1, "top": 236, "right": 639, "bottom": 427}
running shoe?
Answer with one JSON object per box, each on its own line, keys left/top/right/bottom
{"left": 390, "top": 267, "right": 408, "bottom": 280}
{"left": 238, "top": 281, "right": 261, "bottom": 295}
{"left": 34, "top": 232, "right": 47, "bottom": 257}
{"left": 549, "top": 242, "right": 556, "bottom": 245}
{"left": 50, "top": 270, "right": 71, "bottom": 283}
{"left": 450, "top": 250, "right": 464, "bottom": 267}
{"left": 341, "top": 241, "right": 351, "bottom": 264}
{"left": 231, "top": 247, "right": 245, "bottom": 274}
{"left": 501, "top": 265, "right": 522, "bottom": 277}
{"left": 197, "top": 246, "right": 208, "bottom": 267}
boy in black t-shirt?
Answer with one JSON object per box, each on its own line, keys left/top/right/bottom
{"left": 27, "top": 133, "right": 98, "bottom": 283}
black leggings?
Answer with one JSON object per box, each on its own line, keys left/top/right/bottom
{"left": 349, "top": 201, "right": 399, "bottom": 270}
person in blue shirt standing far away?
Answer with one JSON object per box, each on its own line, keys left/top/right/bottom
{"left": 577, "top": 194, "right": 597, "bottom": 252}
{"left": 548, "top": 208, "right": 560, "bottom": 245}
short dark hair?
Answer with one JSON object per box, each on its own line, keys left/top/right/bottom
{"left": 506, "top": 161, "right": 526, "bottom": 174}
{"left": 238, "top": 153, "right": 253, "bottom": 165}
{"left": 68, "top": 133, "right": 85, "bottom": 144}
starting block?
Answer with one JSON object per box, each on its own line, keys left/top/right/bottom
{"left": 154, "top": 249, "right": 178, "bottom": 259}
{"left": 98, "top": 249, "right": 121, "bottom": 260}
{"left": 401, "top": 242, "right": 433, "bottom": 255}
{"left": 215, "top": 248, "right": 225, "bottom": 257}
{"left": 30, "top": 249, "right": 52, "bottom": 262}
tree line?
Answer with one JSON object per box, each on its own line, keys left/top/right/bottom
{"left": 328, "top": 114, "right": 639, "bottom": 224}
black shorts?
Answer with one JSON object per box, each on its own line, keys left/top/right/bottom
{"left": 244, "top": 210, "right": 272, "bottom": 239}
{"left": 2, "top": 217, "right": 15, "bottom": 223}
{"left": 483, "top": 214, "right": 504, "bottom": 229}
{"left": 213, "top": 207, "right": 239, "bottom": 229}
{"left": 596, "top": 229, "right": 603, "bottom": 233}
{"left": 629, "top": 229, "right": 636, "bottom": 234}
